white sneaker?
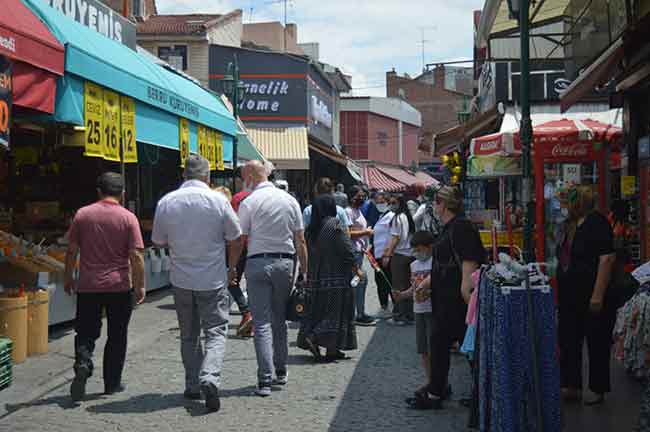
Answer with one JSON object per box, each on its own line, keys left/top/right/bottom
{"left": 255, "top": 384, "right": 272, "bottom": 397}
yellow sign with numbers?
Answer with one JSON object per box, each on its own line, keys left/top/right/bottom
{"left": 197, "top": 125, "right": 208, "bottom": 163}
{"left": 215, "top": 131, "right": 224, "bottom": 171}
{"left": 120, "top": 96, "right": 137, "bottom": 163}
{"left": 102, "top": 89, "right": 121, "bottom": 162}
{"left": 207, "top": 128, "right": 216, "bottom": 170}
{"left": 83, "top": 82, "right": 104, "bottom": 158}
{"left": 179, "top": 118, "right": 190, "bottom": 167}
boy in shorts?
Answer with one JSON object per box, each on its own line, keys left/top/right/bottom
{"left": 394, "top": 231, "right": 434, "bottom": 393}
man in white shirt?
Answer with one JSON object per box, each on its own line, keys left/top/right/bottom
{"left": 152, "top": 155, "right": 242, "bottom": 413}
{"left": 238, "top": 160, "right": 308, "bottom": 397}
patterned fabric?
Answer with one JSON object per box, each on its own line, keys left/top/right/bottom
{"left": 613, "top": 283, "right": 650, "bottom": 379}
{"left": 478, "top": 268, "right": 561, "bottom": 432}
{"left": 297, "top": 217, "right": 357, "bottom": 353}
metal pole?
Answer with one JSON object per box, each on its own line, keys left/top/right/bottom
{"left": 232, "top": 54, "right": 239, "bottom": 185}
{"left": 519, "top": 1, "right": 544, "bottom": 430}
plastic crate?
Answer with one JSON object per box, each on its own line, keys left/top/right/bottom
{"left": 0, "top": 363, "right": 11, "bottom": 390}
{"left": 0, "top": 338, "right": 12, "bottom": 355}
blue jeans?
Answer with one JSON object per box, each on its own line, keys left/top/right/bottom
{"left": 245, "top": 257, "right": 294, "bottom": 385}
{"left": 353, "top": 251, "right": 368, "bottom": 319}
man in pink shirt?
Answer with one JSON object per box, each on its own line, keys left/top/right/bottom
{"left": 64, "top": 172, "right": 145, "bottom": 402}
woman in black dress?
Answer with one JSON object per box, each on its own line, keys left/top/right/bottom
{"left": 297, "top": 194, "right": 357, "bottom": 362}
{"left": 557, "top": 185, "right": 617, "bottom": 405}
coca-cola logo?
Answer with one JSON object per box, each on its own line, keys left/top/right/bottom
{"left": 551, "top": 143, "right": 589, "bottom": 157}
{"left": 479, "top": 141, "right": 500, "bottom": 152}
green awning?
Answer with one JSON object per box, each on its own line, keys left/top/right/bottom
{"left": 237, "top": 133, "right": 266, "bottom": 163}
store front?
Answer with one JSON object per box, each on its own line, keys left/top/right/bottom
{"left": 0, "top": 0, "right": 237, "bottom": 328}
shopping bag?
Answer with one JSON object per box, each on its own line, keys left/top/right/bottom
{"left": 286, "top": 279, "right": 310, "bottom": 322}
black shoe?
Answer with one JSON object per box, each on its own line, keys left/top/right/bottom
{"left": 183, "top": 390, "right": 202, "bottom": 400}
{"left": 407, "top": 393, "right": 443, "bottom": 410}
{"left": 70, "top": 368, "right": 90, "bottom": 402}
{"left": 355, "top": 315, "right": 377, "bottom": 326}
{"left": 104, "top": 384, "right": 126, "bottom": 395}
{"left": 201, "top": 385, "right": 220, "bottom": 412}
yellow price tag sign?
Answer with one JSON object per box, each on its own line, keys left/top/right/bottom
{"left": 120, "top": 96, "right": 137, "bottom": 163}
{"left": 83, "top": 82, "right": 104, "bottom": 158}
{"left": 102, "top": 89, "right": 121, "bottom": 162}
{"left": 198, "top": 125, "right": 208, "bottom": 163}
{"left": 179, "top": 118, "right": 190, "bottom": 167}
{"left": 207, "top": 128, "right": 216, "bottom": 170}
{"left": 215, "top": 131, "right": 224, "bottom": 171}
{"left": 621, "top": 176, "right": 636, "bottom": 197}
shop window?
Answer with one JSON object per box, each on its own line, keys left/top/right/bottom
{"left": 158, "top": 46, "right": 188, "bottom": 71}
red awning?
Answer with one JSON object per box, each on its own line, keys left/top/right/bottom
{"left": 1, "top": 0, "right": 64, "bottom": 113}
{"left": 377, "top": 166, "right": 420, "bottom": 186}
{"left": 363, "top": 166, "right": 405, "bottom": 192}
{"left": 414, "top": 171, "right": 439, "bottom": 187}
{"left": 0, "top": 0, "right": 64, "bottom": 75}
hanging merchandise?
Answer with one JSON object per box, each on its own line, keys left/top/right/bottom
{"left": 120, "top": 96, "right": 137, "bottom": 163}
{"left": 197, "top": 124, "right": 208, "bottom": 162}
{"left": 477, "top": 262, "right": 561, "bottom": 432}
{"left": 179, "top": 118, "right": 190, "bottom": 167}
{"left": 102, "top": 89, "right": 121, "bottom": 162}
{"left": 83, "top": 81, "right": 104, "bottom": 158}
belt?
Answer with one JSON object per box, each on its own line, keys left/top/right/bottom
{"left": 248, "top": 253, "right": 294, "bottom": 260}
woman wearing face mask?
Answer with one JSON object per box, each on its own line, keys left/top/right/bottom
{"left": 371, "top": 192, "right": 395, "bottom": 318}
{"left": 346, "top": 186, "right": 377, "bottom": 326}
{"left": 382, "top": 195, "right": 416, "bottom": 325}
{"left": 557, "top": 186, "right": 616, "bottom": 406}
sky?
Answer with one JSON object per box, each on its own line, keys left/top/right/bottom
{"left": 156, "top": 0, "right": 485, "bottom": 96}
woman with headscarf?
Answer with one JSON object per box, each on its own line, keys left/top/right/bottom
{"left": 557, "top": 185, "right": 616, "bottom": 406}
{"left": 297, "top": 194, "right": 357, "bottom": 362}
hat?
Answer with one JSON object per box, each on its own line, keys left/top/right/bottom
{"left": 436, "top": 185, "right": 463, "bottom": 211}
{"left": 184, "top": 155, "right": 210, "bottom": 179}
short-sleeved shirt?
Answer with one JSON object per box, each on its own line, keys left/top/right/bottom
{"left": 346, "top": 207, "right": 369, "bottom": 252}
{"left": 411, "top": 257, "right": 433, "bottom": 314}
{"left": 67, "top": 200, "right": 144, "bottom": 293}
{"left": 562, "top": 211, "right": 615, "bottom": 301}
{"left": 431, "top": 216, "right": 485, "bottom": 336}
{"left": 390, "top": 213, "right": 413, "bottom": 256}
{"left": 152, "top": 180, "right": 242, "bottom": 291}
{"left": 303, "top": 203, "right": 351, "bottom": 228}
{"left": 373, "top": 211, "right": 395, "bottom": 259}
{"left": 239, "top": 182, "right": 304, "bottom": 257}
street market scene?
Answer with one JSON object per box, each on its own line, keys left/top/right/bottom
{"left": 0, "top": 0, "right": 650, "bottom": 431}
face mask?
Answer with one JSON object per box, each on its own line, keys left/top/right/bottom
{"left": 376, "top": 203, "right": 388, "bottom": 213}
{"left": 413, "top": 251, "right": 432, "bottom": 262}
{"left": 390, "top": 204, "right": 399, "bottom": 213}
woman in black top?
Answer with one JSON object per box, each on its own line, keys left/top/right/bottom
{"left": 557, "top": 186, "right": 616, "bottom": 406}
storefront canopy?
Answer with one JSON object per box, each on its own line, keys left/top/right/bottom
{"left": 246, "top": 127, "right": 309, "bottom": 170}
{"left": 363, "top": 166, "right": 405, "bottom": 192}
{"left": 2, "top": 0, "right": 64, "bottom": 113}
{"left": 23, "top": 0, "right": 236, "bottom": 138}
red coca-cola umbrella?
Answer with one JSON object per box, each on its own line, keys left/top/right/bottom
{"left": 470, "top": 118, "right": 622, "bottom": 157}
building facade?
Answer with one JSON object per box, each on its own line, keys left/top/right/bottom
{"left": 386, "top": 65, "right": 471, "bottom": 160}
{"left": 340, "top": 97, "right": 421, "bottom": 168}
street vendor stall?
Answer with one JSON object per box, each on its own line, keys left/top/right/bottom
{"left": 471, "top": 118, "right": 622, "bottom": 265}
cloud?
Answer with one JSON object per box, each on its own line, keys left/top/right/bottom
{"left": 156, "top": 0, "right": 484, "bottom": 95}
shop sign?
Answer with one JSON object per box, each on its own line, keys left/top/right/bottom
{"left": 102, "top": 89, "right": 121, "bottom": 162}
{"left": 621, "top": 176, "right": 636, "bottom": 197}
{"left": 0, "top": 56, "right": 11, "bottom": 148}
{"left": 179, "top": 118, "right": 190, "bottom": 168}
{"left": 83, "top": 81, "right": 104, "bottom": 158}
{"left": 206, "top": 128, "right": 216, "bottom": 170}
{"left": 120, "top": 96, "right": 137, "bottom": 163}
{"left": 562, "top": 164, "right": 581, "bottom": 184}
{"left": 46, "top": 0, "right": 137, "bottom": 49}
{"left": 545, "top": 142, "right": 592, "bottom": 160}
{"left": 197, "top": 124, "right": 208, "bottom": 163}
{"left": 215, "top": 131, "right": 224, "bottom": 171}
{"left": 146, "top": 86, "right": 200, "bottom": 121}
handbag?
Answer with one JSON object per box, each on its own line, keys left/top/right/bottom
{"left": 286, "top": 279, "right": 310, "bottom": 322}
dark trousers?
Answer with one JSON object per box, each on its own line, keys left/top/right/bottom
{"left": 74, "top": 290, "right": 134, "bottom": 391}
{"left": 375, "top": 261, "right": 393, "bottom": 308}
{"left": 228, "top": 251, "right": 250, "bottom": 314}
{"left": 427, "top": 323, "right": 456, "bottom": 397}
{"left": 559, "top": 298, "right": 616, "bottom": 394}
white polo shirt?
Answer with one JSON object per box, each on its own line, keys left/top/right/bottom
{"left": 152, "top": 180, "right": 242, "bottom": 291}
{"left": 238, "top": 182, "right": 304, "bottom": 257}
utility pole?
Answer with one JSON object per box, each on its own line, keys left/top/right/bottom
{"left": 418, "top": 26, "right": 436, "bottom": 73}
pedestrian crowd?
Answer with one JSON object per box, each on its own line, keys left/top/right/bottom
{"left": 62, "top": 154, "right": 633, "bottom": 423}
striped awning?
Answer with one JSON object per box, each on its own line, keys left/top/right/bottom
{"left": 414, "top": 171, "right": 439, "bottom": 187}
{"left": 363, "top": 166, "right": 405, "bottom": 192}
{"left": 246, "top": 127, "right": 309, "bottom": 170}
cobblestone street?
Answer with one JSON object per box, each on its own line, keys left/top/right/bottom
{"left": 0, "top": 276, "right": 473, "bottom": 432}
